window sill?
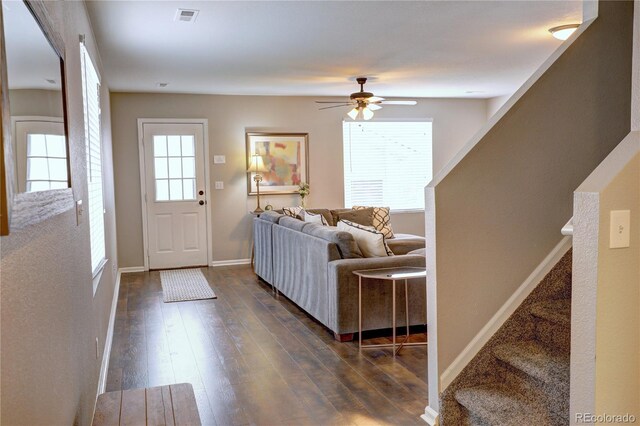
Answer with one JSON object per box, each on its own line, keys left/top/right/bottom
{"left": 92, "top": 258, "right": 108, "bottom": 297}
{"left": 390, "top": 209, "right": 425, "bottom": 214}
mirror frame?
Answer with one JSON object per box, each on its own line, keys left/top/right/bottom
{"left": 0, "top": 0, "right": 74, "bottom": 236}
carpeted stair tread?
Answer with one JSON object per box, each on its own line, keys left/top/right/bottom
{"left": 455, "top": 383, "right": 555, "bottom": 425}
{"left": 530, "top": 299, "right": 571, "bottom": 327}
{"left": 492, "top": 340, "right": 569, "bottom": 392}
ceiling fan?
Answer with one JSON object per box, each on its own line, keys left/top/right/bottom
{"left": 315, "top": 77, "right": 417, "bottom": 120}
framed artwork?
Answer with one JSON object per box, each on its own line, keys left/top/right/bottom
{"left": 246, "top": 132, "right": 309, "bottom": 195}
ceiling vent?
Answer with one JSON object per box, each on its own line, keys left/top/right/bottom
{"left": 175, "top": 8, "right": 199, "bottom": 23}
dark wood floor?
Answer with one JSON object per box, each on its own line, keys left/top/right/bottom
{"left": 106, "top": 266, "right": 428, "bottom": 425}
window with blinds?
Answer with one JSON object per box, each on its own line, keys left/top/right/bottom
{"left": 80, "top": 43, "right": 106, "bottom": 275}
{"left": 343, "top": 121, "right": 432, "bottom": 211}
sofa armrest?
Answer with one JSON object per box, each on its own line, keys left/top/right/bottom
{"left": 328, "top": 254, "right": 426, "bottom": 275}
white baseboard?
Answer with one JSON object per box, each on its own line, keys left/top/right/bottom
{"left": 119, "top": 266, "right": 145, "bottom": 273}
{"left": 440, "top": 236, "right": 573, "bottom": 390}
{"left": 94, "top": 267, "right": 121, "bottom": 421}
{"left": 210, "top": 258, "right": 251, "bottom": 267}
{"left": 421, "top": 406, "right": 439, "bottom": 425}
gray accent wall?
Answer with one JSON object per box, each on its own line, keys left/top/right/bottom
{"left": 429, "top": 0, "right": 633, "bottom": 384}
{"left": 110, "top": 93, "right": 487, "bottom": 267}
{"left": 0, "top": 2, "right": 118, "bottom": 425}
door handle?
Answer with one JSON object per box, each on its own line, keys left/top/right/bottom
{"left": 199, "top": 200, "right": 205, "bottom": 206}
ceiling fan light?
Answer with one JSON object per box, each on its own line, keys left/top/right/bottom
{"left": 347, "top": 107, "right": 359, "bottom": 120}
{"left": 548, "top": 24, "right": 579, "bottom": 40}
{"left": 362, "top": 107, "right": 374, "bottom": 120}
{"left": 368, "top": 103, "right": 382, "bottom": 111}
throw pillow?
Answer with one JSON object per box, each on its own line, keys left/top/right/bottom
{"left": 337, "top": 219, "right": 394, "bottom": 258}
{"left": 353, "top": 206, "right": 394, "bottom": 239}
{"left": 283, "top": 206, "right": 304, "bottom": 219}
{"left": 303, "top": 210, "right": 329, "bottom": 226}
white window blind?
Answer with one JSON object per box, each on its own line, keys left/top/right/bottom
{"left": 343, "top": 121, "right": 432, "bottom": 211}
{"left": 80, "top": 43, "right": 105, "bottom": 274}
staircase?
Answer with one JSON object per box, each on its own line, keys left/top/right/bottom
{"left": 440, "top": 250, "right": 572, "bottom": 425}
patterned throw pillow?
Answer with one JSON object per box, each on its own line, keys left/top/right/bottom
{"left": 337, "top": 219, "right": 394, "bottom": 257}
{"left": 303, "top": 210, "right": 329, "bottom": 226}
{"left": 282, "top": 206, "right": 304, "bottom": 219}
{"left": 352, "top": 206, "right": 394, "bottom": 239}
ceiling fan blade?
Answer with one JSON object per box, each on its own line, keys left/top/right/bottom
{"left": 379, "top": 100, "right": 417, "bottom": 106}
{"left": 368, "top": 96, "right": 385, "bottom": 103}
{"left": 318, "top": 104, "right": 353, "bottom": 110}
{"left": 367, "top": 104, "right": 382, "bottom": 111}
{"left": 315, "top": 100, "right": 351, "bottom": 104}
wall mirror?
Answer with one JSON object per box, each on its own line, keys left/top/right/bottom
{"left": 1, "top": 0, "right": 74, "bottom": 235}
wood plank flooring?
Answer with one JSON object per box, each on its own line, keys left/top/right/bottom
{"left": 106, "top": 266, "right": 428, "bottom": 425}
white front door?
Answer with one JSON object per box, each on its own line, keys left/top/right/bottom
{"left": 142, "top": 122, "right": 208, "bottom": 269}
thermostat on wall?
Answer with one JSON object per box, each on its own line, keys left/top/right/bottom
{"left": 213, "top": 155, "right": 226, "bottom": 164}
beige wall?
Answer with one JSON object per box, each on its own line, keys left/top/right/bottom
{"left": 1, "top": 2, "right": 118, "bottom": 425}
{"left": 9, "top": 88, "right": 64, "bottom": 117}
{"left": 594, "top": 150, "right": 640, "bottom": 419}
{"left": 110, "top": 93, "right": 487, "bottom": 266}
{"left": 429, "top": 0, "right": 633, "bottom": 385}
{"left": 572, "top": 132, "right": 640, "bottom": 422}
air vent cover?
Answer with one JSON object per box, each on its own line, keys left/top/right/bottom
{"left": 175, "top": 8, "right": 199, "bottom": 23}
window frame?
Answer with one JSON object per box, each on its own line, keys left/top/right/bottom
{"left": 80, "top": 42, "right": 107, "bottom": 279}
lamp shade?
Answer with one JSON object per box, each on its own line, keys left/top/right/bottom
{"left": 247, "top": 154, "right": 268, "bottom": 173}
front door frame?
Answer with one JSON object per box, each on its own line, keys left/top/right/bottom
{"left": 137, "top": 118, "right": 212, "bottom": 271}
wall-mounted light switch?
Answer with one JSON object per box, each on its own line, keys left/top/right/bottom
{"left": 214, "top": 155, "right": 226, "bottom": 164}
{"left": 76, "top": 200, "right": 83, "bottom": 226}
{"left": 215, "top": 181, "right": 224, "bottom": 190}
{"left": 609, "top": 210, "right": 630, "bottom": 248}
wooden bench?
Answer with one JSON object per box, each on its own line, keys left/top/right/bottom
{"left": 93, "top": 383, "right": 201, "bottom": 425}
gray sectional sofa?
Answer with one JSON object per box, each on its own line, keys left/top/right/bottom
{"left": 253, "top": 210, "right": 427, "bottom": 341}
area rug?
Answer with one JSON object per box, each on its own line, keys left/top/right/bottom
{"left": 159, "top": 268, "right": 217, "bottom": 303}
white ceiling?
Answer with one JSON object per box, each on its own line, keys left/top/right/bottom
{"left": 85, "top": 0, "right": 582, "bottom": 99}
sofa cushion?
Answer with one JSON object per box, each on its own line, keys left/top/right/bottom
{"left": 303, "top": 210, "right": 329, "bottom": 226}
{"left": 337, "top": 220, "right": 393, "bottom": 258}
{"left": 260, "top": 210, "right": 284, "bottom": 223}
{"left": 279, "top": 216, "right": 308, "bottom": 232}
{"left": 303, "top": 208, "right": 334, "bottom": 226}
{"left": 353, "top": 206, "right": 394, "bottom": 239}
{"left": 302, "top": 223, "right": 363, "bottom": 259}
{"left": 407, "top": 248, "right": 426, "bottom": 256}
{"left": 387, "top": 234, "right": 426, "bottom": 255}
{"left": 332, "top": 207, "right": 374, "bottom": 227}
{"left": 329, "top": 208, "right": 352, "bottom": 227}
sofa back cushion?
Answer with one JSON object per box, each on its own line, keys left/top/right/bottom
{"left": 332, "top": 207, "right": 375, "bottom": 227}
{"left": 279, "top": 216, "right": 308, "bottom": 232}
{"left": 260, "top": 210, "right": 285, "bottom": 223}
{"left": 302, "top": 223, "right": 363, "bottom": 259}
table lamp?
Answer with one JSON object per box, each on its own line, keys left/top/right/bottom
{"left": 247, "top": 154, "right": 269, "bottom": 213}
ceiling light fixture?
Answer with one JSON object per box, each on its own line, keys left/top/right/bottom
{"left": 348, "top": 101, "right": 374, "bottom": 121}
{"left": 548, "top": 24, "right": 580, "bottom": 41}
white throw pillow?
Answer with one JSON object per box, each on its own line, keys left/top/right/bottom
{"left": 304, "top": 210, "right": 328, "bottom": 226}
{"left": 337, "top": 220, "right": 394, "bottom": 257}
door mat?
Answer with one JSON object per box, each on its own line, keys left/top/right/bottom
{"left": 160, "top": 268, "right": 217, "bottom": 303}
